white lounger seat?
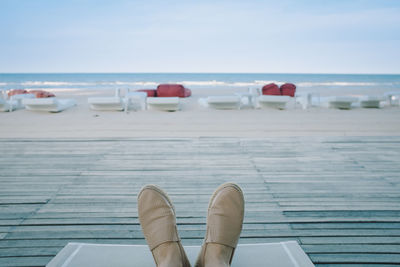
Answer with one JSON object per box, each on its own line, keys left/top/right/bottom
{"left": 258, "top": 95, "right": 291, "bottom": 110}
{"left": 207, "top": 96, "right": 241, "bottom": 110}
{"left": 359, "top": 96, "right": 385, "bottom": 108}
{"left": 0, "top": 93, "right": 35, "bottom": 112}
{"left": 23, "top": 98, "right": 76, "bottom": 112}
{"left": 328, "top": 96, "right": 358, "bottom": 110}
{"left": 147, "top": 97, "right": 180, "bottom": 111}
{"left": 88, "top": 97, "right": 124, "bottom": 111}
{"left": 46, "top": 241, "right": 314, "bottom": 267}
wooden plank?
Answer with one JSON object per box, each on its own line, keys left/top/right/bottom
{"left": 0, "top": 247, "right": 63, "bottom": 257}
{"left": 0, "top": 220, "right": 23, "bottom": 226}
{"left": 309, "top": 254, "right": 400, "bottom": 264}
{"left": 292, "top": 222, "right": 400, "bottom": 229}
{"left": 315, "top": 264, "right": 396, "bottom": 267}
{"left": 0, "top": 256, "right": 53, "bottom": 267}
{"left": 302, "top": 244, "right": 400, "bottom": 253}
{"left": 300, "top": 236, "right": 400, "bottom": 244}
{"left": 0, "top": 237, "right": 297, "bottom": 248}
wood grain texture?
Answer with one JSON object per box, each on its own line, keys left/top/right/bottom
{"left": 0, "top": 137, "right": 399, "bottom": 266}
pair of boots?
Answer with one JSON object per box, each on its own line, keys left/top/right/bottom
{"left": 138, "top": 183, "right": 245, "bottom": 267}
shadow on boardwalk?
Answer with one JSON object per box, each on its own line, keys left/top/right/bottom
{"left": 0, "top": 137, "right": 400, "bottom": 266}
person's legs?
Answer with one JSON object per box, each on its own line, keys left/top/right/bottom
{"left": 138, "top": 185, "right": 191, "bottom": 267}
{"left": 195, "top": 183, "right": 245, "bottom": 267}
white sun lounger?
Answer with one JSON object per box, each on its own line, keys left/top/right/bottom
{"left": 88, "top": 97, "right": 124, "bottom": 111}
{"left": 0, "top": 93, "right": 35, "bottom": 112}
{"left": 384, "top": 91, "right": 400, "bottom": 106}
{"left": 147, "top": 97, "right": 180, "bottom": 111}
{"left": 359, "top": 96, "right": 385, "bottom": 108}
{"left": 23, "top": 98, "right": 76, "bottom": 112}
{"left": 46, "top": 241, "right": 314, "bottom": 267}
{"left": 258, "top": 95, "right": 291, "bottom": 110}
{"left": 327, "top": 96, "right": 358, "bottom": 110}
{"left": 207, "top": 96, "right": 241, "bottom": 110}
{"left": 295, "top": 92, "right": 319, "bottom": 109}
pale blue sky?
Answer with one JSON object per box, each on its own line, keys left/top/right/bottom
{"left": 0, "top": 0, "right": 399, "bottom": 73}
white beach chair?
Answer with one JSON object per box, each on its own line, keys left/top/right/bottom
{"left": 384, "top": 91, "right": 400, "bottom": 106}
{"left": 327, "top": 96, "right": 358, "bottom": 110}
{"left": 247, "top": 87, "right": 261, "bottom": 108}
{"left": 23, "top": 98, "right": 77, "bottom": 112}
{"left": 124, "top": 90, "right": 147, "bottom": 112}
{"left": 295, "top": 92, "right": 315, "bottom": 109}
{"left": 207, "top": 96, "right": 241, "bottom": 110}
{"left": 234, "top": 88, "right": 259, "bottom": 109}
{"left": 359, "top": 96, "right": 385, "bottom": 108}
{"left": 147, "top": 97, "right": 180, "bottom": 111}
{"left": 0, "top": 93, "right": 35, "bottom": 112}
{"left": 258, "top": 95, "right": 291, "bottom": 110}
{"left": 46, "top": 241, "right": 314, "bottom": 267}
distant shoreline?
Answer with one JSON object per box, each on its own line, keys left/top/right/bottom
{"left": 1, "top": 72, "right": 400, "bottom": 75}
{"left": 1, "top": 73, "right": 399, "bottom": 94}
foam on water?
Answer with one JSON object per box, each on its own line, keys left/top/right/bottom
{"left": 21, "top": 81, "right": 93, "bottom": 86}
{"left": 180, "top": 80, "right": 227, "bottom": 86}
{"left": 1, "top": 73, "right": 399, "bottom": 96}
{"left": 297, "top": 82, "right": 392, "bottom": 87}
{"left": 7, "top": 80, "right": 396, "bottom": 88}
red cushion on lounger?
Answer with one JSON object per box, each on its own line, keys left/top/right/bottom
{"left": 280, "top": 83, "right": 296, "bottom": 97}
{"left": 157, "top": 84, "right": 191, "bottom": 98}
{"left": 136, "top": 89, "right": 157, "bottom": 97}
{"left": 8, "top": 89, "right": 28, "bottom": 96}
{"left": 262, "top": 83, "right": 281, "bottom": 95}
{"left": 184, "top": 88, "right": 192, "bottom": 97}
{"left": 28, "top": 90, "right": 55, "bottom": 98}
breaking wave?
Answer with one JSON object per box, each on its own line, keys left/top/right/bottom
{"left": 297, "top": 82, "right": 389, "bottom": 87}
{"left": 1, "top": 79, "right": 398, "bottom": 89}
{"left": 21, "top": 81, "right": 93, "bottom": 86}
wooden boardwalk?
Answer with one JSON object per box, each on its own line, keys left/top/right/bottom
{"left": 0, "top": 137, "right": 400, "bottom": 266}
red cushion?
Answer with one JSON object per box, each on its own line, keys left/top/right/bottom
{"left": 157, "top": 84, "right": 191, "bottom": 98}
{"left": 280, "top": 83, "right": 296, "bottom": 97}
{"left": 136, "top": 89, "right": 157, "bottom": 97}
{"left": 262, "top": 83, "right": 281, "bottom": 95}
{"left": 28, "top": 90, "right": 55, "bottom": 98}
{"left": 8, "top": 89, "right": 28, "bottom": 97}
{"left": 184, "top": 88, "right": 192, "bottom": 97}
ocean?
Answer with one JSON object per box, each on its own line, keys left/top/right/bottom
{"left": 1, "top": 73, "right": 400, "bottom": 96}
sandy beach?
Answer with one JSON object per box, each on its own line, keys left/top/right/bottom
{"left": 1, "top": 87, "right": 400, "bottom": 138}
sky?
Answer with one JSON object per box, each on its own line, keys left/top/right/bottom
{"left": 0, "top": 0, "right": 399, "bottom": 74}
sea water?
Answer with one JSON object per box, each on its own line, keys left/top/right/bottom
{"left": 1, "top": 73, "right": 399, "bottom": 96}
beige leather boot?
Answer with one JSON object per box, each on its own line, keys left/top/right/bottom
{"left": 195, "top": 183, "right": 244, "bottom": 267}
{"left": 138, "top": 185, "right": 191, "bottom": 267}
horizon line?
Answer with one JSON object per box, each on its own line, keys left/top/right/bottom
{"left": 1, "top": 72, "right": 400, "bottom": 75}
